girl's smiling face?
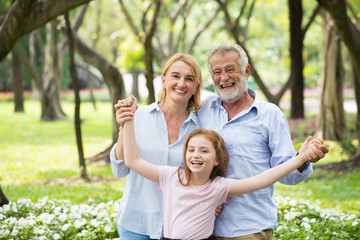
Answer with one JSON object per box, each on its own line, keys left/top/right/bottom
{"left": 185, "top": 135, "right": 218, "bottom": 179}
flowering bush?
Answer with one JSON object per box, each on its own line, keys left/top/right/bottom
{"left": 275, "top": 195, "right": 360, "bottom": 239}
{"left": 0, "top": 197, "right": 119, "bottom": 240}
{"left": 1, "top": 196, "right": 359, "bottom": 239}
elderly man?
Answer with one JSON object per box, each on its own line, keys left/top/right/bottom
{"left": 198, "top": 43, "right": 327, "bottom": 240}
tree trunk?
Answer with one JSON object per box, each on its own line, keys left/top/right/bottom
{"left": 144, "top": 39, "right": 155, "bottom": 104}
{"left": 86, "top": 64, "right": 97, "bottom": 110}
{"left": 317, "top": 14, "right": 346, "bottom": 141}
{"left": 0, "top": 186, "right": 9, "bottom": 206}
{"left": 65, "top": 13, "right": 89, "bottom": 181}
{"left": 317, "top": 0, "right": 360, "bottom": 77}
{"left": 352, "top": 61, "right": 360, "bottom": 153}
{"left": 289, "top": 0, "right": 304, "bottom": 119}
{"left": 69, "top": 29, "right": 126, "bottom": 144}
{"left": 131, "top": 69, "right": 140, "bottom": 100}
{"left": 41, "top": 21, "right": 67, "bottom": 121}
{"left": 12, "top": 41, "right": 24, "bottom": 112}
{"left": 118, "top": 0, "right": 160, "bottom": 104}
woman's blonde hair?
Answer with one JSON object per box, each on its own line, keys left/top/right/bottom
{"left": 178, "top": 129, "right": 229, "bottom": 186}
{"left": 158, "top": 53, "right": 202, "bottom": 112}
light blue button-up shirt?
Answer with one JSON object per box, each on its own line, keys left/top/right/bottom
{"left": 197, "top": 90, "right": 313, "bottom": 237}
{"left": 110, "top": 102, "right": 199, "bottom": 239}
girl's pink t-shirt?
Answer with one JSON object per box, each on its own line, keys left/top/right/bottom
{"left": 158, "top": 166, "right": 232, "bottom": 240}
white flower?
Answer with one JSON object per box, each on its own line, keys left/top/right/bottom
{"left": 34, "top": 228, "right": 45, "bottom": 235}
{"left": 104, "top": 225, "right": 113, "bottom": 233}
{"left": 3, "top": 204, "right": 10, "bottom": 212}
{"left": 90, "top": 210, "right": 98, "bottom": 216}
{"left": 58, "top": 213, "right": 68, "bottom": 222}
{"left": 91, "top": 219, "right": 100, "bottom": 227}
{"left": 54, "top": 207, "right": 62, "bottom": 215}
{"left": 18, "top": 217, "right": 28, "bottom": 227}
{"left": 10, "top": 228, "right": 18, "bottom": 236}
{"left": 301, "top": 222, "right": 311, "bottom": 231}
{"left": 74, "top": 218, "right": 86, "bottom": 228}
{"left": 352, "top": 221, "right": 359, "bottom": 227}
{"left": 1, "top": 229, "right": 10, "bottom": 236}
{"left": 28, "top": 219, "right": 36, "bottom": 226}
{"left": 0, "top": 214, "right": 5, "bottom": 220}
{"left": 302, "top": 217, "right": 309, "bottom": 222}
{"left": 7, "top": 217, "right": 17, "bottom": 225}
{"left": 39, "top": 236, "right": 47, "bottom": 240}
{"left": 276, "top": 225, "right": 285, "bottom": 231}
{"left": 284, "top": 212, "right": 297, "bottom": 221}
{"left": 12, "top": 206, "right": 17, "bottom": 213}
{"left": 40, "top": 196, "right": 49, "bottom": 204}
{"left": 97, "top": 210, "right": 109, "bottom": 219}
{"left": 38, "top": 213, "right": 54, "bottom": 224}
{"left": 310, "top": 218, "right": 316, "bottom": 223}
{"left": 53, "top": 233, "right": 60, "bottom": 240}
{"left": 62, "top": 224, "right": 71, "bottom": 231}
{"left": 77, "top": 229, "right": 88, "bottom": 237}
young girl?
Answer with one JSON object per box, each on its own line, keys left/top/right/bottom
{"left": 122, "top": 96, "right": 328, "bottom": 240}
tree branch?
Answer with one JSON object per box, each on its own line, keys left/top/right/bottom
{"left": 302, "top": 4, "right": 321, "bottom": 40}
{"left": 243, "top": 0, "right": 255, "bottom": 42}
{"left": 73, "top": 3, "right": 89, "bottom": 31}
{"left": 235, "top": 0, "right": 248, "bottom": 27}
{"left": 187, "top": 8, "right": 220, "bottom": 53}
{"left": 0, "top": 0, "right": 38, "bottom": 61}
{"left": 118, "top": 0, "right": 140, "bottom": 39}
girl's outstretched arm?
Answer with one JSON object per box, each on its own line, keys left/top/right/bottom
{"left": 228, "top": 137, "right": 328, "bottom": 197}
{"left": 123, "top": 96, "right": 159, "bottom": 183}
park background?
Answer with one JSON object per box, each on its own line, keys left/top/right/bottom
{"left": 0, "top": 0, "right": 359, "bottom": 239}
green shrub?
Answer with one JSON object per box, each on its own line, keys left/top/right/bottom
{"left": 275, "top": 195, "right": 360, "bottom": 239}
{"left": 0, "top": 198, "right": 119, "bottom": 240}
{"left": 1, "top": 196, "right": 359, "bottom": 240}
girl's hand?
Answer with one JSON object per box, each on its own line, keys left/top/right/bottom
{"left": 114, "top": 96, "right": 138, "bottom": 127}
{"left": 123, "top": 95, "right": 138, "bottom": 113}
{"left": 299, "top": 137, "right": 329, "bottom": 163}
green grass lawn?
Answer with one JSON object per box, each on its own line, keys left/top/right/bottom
{"left": 275, "top": 168, "right": 360, "bottom": 213}
{"left": 1, "top": 97, "right": 359, "bottom": 214}
{"left": 1, "top": 99, "right": 126, "bottom": 204}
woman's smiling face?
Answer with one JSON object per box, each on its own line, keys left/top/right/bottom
{"left": 162, "top": 60, "right": 199, "bottom": 104}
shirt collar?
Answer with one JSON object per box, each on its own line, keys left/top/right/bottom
{"left": 210, "top": 88, "right": 259, "bottom": 115}
{"left": 148, "top": 102, "right": 161, "bottom": 113}
{"left": 148, "top": 101, "right": 199, "bottom": 125}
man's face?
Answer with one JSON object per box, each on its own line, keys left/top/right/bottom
{"left": 209, "top": 51, "right": 248, "bottom": 103}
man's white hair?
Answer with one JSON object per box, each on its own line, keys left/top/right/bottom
{"left": 207, "top": 43, "right": 249, "bottom": 73}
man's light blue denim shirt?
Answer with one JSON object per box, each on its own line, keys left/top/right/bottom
{"left": 197, "top": 89, "right": 313, "bottom": 237}
{"left": 110, "top": 102, "right": 199, "bottom": 239}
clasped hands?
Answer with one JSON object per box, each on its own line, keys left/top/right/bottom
{"left": 298, "top": 136, "right": 329, "bottom": 164}
{"left": 114, "top": 95, "right": 138, "bottom": 128}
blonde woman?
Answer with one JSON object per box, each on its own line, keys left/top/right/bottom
{"left": 110, "top": 53, "right": 202, "bottom": 239}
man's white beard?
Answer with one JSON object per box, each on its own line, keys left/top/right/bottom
{"left": 214, "top": 76, "right": 247, "bottom": 104}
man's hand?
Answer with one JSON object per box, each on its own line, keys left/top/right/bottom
{"left": 215, "top": 204, "right": 223, "bottom": 217}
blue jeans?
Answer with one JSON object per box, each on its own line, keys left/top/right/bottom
{"left": 119, "top": 226, "right": 160, "bottom": 240}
